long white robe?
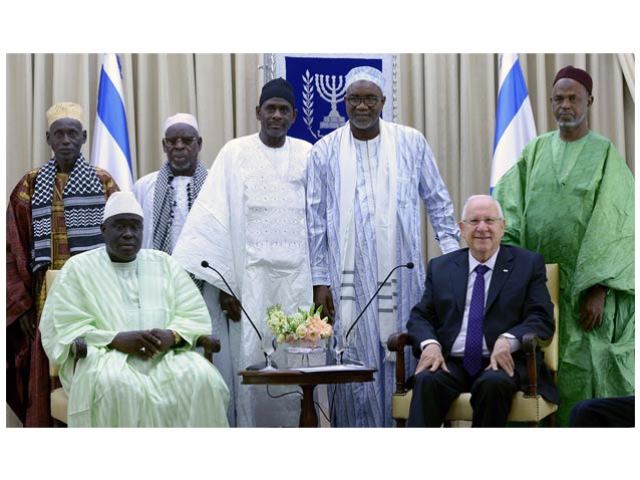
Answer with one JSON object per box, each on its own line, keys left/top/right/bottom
{"left": 306, "top": 120, "right": 460, "bottom": 427}
{"left": 133, "top": 169, "right": 237, "bottom": 426}
{"left": 39, "top": 248, "right": 230, "bottom": 427}
{"left": 173, "top": 134, "right": 313, "bottom": 427}
{"left": 133, "top": 171, "right": 191, "bottom": 251}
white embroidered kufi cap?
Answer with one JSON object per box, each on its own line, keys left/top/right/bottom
{"left": 46, "top": 102, "right": 84, "bottom": 128}
{"left": 164, "top": 113, "right": 199, "bottom": 133}
{"left": 345, "top": 66, "right": 384, "bottom": 90}
{"left": 103, "top": 191, "right": 144, "bottom": 221}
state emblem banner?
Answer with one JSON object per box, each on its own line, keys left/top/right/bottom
{"left": 263, "top": 54, "right": 397, "bottom": 144}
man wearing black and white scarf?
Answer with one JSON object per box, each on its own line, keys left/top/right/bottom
{"left": 6, "top": 102, "right": 119, "bottom": 427}
{"left": 133, "top": 113, "right": 238, "bottom": 423}
{"left": 133, "top": 113, "right": 207, "bottom": 256}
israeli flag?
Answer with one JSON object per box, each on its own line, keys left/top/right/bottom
{"left": 91, "top": 53, "right": 134, "bottom": 191}
{"left": 490, "top": 53, "right": 536, "bottom": 192}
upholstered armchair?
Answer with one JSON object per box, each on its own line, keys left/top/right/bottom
{"left": 387, "top": 263, "right": 560, "bottom": 427}
{"left": 45, "top": 270, "right": 221, "bottom": 426}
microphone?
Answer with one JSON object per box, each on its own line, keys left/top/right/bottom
{"left": 201, "top": 260, "right": 276, "bottom": 370}
{"left": 200, "top": 260, "right": 263, "bottom": 341}
{"left": 344, "top": 262, "right": 415, "bottom": 341}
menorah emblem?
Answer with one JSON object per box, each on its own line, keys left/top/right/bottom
{"left": 315, "top": 73, "right": 347, "bottom": 129}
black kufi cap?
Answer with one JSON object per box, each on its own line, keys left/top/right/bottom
{"left": 259, "top": 77, "right": 296, "bottom": 108}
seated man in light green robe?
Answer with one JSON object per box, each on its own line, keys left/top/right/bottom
{"left": 40, "top": 191, "right": 230, "bottom": 427}
{"left": 493, "top": 66, "right": 634, "bottom": 425}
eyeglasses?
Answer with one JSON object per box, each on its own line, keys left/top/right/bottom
{"left": 346, "top": 95, "right": 380, "bottom": 107}
{"left": 462, "top": 217, "right": 503, "bottom": 226}
{"left": 164, "top": 136, "right": 197, "bottom": 146}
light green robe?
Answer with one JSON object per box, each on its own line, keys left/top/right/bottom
{"left": 40, "top": 247, "right": 229, "bottom": 427}
{"left": 493, "top": 130, "right": 634, "bottom": 425}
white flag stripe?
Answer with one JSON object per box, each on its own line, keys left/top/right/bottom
{"left": 102, "top": 55, "right": 125, "bottom": 98}
{"left": 490, "top": 53, "right": 536, "bottom": 192}
{"left": 491, "top": 100, "right": 536, "bottom": 183}
{"left": 92, "top": 116, "right": 133, "bottom": 189}
{"left": 91, "top": 53, "right": 134, "bottom": 191}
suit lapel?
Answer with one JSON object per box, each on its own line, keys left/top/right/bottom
{"left": 485, "top": 246, "right": 514, "bottom": 312}
{"left": 450, "top": 250, "right": 469, "bottom": 315}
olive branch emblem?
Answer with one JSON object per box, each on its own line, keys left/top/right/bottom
{"left": 302, "top": 69, "right": 321, "bottom": 140}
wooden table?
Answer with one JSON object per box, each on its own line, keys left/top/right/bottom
{"left": 240, "top": 366, "right": 376, "bottom": 427}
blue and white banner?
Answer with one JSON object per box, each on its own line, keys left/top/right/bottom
{"left": 267, "top": 54, "right": 396, "bottom": 144}
{"left": 490, "top": 53, "right": 536, "bottom": 192}
{"left": 91, "top": 53, "right": 134, "bottom": 191}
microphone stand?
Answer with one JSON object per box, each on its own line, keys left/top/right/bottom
{"left": 201, "top": 260, "right": 278, "bottom": 370}
{"left": 344, "top": 262, "right": 414, "bottom": 341}
{"left": 330, "top": 262, "right": 414, "bottom": 413}
{"left": 200, "top": 260, "right": 262, "bottom": 341}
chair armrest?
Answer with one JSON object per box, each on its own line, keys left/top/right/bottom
{"left": 522, "top": 333, "right": 550, "bottom": 397}
{"left": 197, "top": 335, "right": 221, "bottom": 364}
{"left": 71, "top": 337, "right": 87, "bottom": 373}
{"left": 387, "top": 332, "right": 410, "bottom": 393}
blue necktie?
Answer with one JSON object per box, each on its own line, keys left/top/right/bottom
{"left": 463, "top": 264, "right": 490, "bottom": 376}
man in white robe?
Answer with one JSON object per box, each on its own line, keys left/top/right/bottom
{"left": 173, "top": 78, "right": 313, "bottom": 427}
{"left": 40, "top": 192, "right": 229, "bottom": 427}
{"left": 132, "top": 113, "right": 236, "bottom": 425}
{"left": 306, "top": 66, "right": 460, "bottom": 427}
{"left": 133, "top": 113, "right": 208, "bottom": 254}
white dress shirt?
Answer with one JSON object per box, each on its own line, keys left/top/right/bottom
{"left": 421, "top": 247, "right": 520, "bottom": 355}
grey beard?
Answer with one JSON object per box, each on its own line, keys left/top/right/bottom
{"left": 558, "top": 112, "right": 587, "bottom": 130}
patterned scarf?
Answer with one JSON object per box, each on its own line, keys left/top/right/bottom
{"left": 31, "top": 155, "right": 106, "bottom": 272}
{"left": 151, "top": 160, "right": 208, "bottom": 253}
{"left": 152, "top": 160, "right": 208, "bottom": 291}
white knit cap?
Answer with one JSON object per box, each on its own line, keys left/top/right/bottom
{"left": 103, "top": 191, "right": 144, "bottom": 222}
{"left": 345, "top": 66, "right": 384, "bottom": 90}
{"left": 164, "top": 113, "right": 199, "bottom": 134}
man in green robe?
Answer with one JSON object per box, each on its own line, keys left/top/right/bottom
{"left": 493, "top": 66, "right": 634, "bottom": 425}
{"left": 40, "top": 192, "right": 230, "bottom": 427}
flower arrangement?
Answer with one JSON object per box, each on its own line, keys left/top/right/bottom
{"left": 266, "top": 303, "right": 332, "bottom": 347}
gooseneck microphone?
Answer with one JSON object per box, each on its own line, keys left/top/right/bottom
{"left": 201, "top": 260, "right": 263, "bottom": 342}
{"left": 344, "top": 262, "right": 414, "bottom": 341}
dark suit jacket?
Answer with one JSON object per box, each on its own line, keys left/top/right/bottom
{"left": 407, "top": 245, "right": 558, "bottom": 403}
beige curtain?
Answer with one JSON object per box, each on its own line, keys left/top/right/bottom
{"left": 5, "top": 53, "right": 634, "bottom": 260}
{"left": 395, "top": 53, "right": 634, "bottom": 259}
{"left": 5, "top": 53, "right": 262, "bottom": 191}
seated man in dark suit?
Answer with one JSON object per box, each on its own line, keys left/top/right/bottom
{"left": 407, "top": 195, "right": 558, "bottom": 427}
